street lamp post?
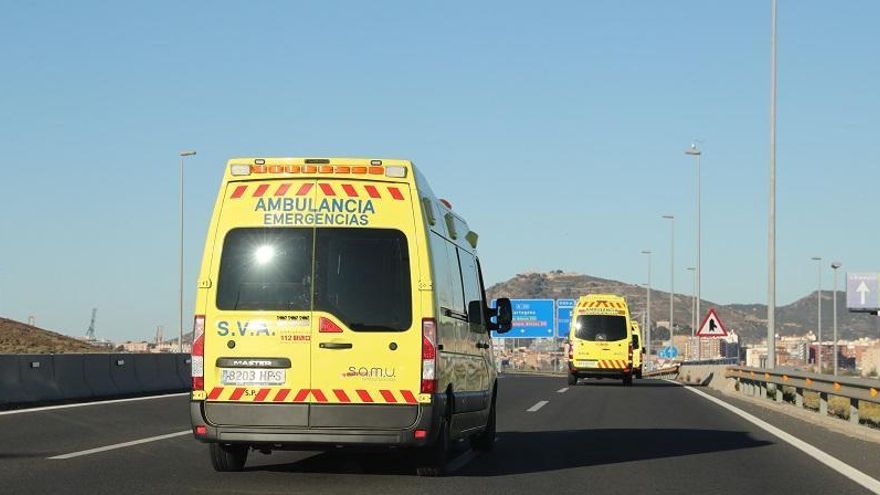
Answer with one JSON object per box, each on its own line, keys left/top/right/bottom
{"left": 662, "top": 215, "right": 675, "bottom": 346}
{"left": 685, "top": 144, "right": 702, "bottom": 332}
{"left": 811, "top": 256, "right": 822, "bottom": 373}
{"left": 642, "top": 250, "right": 652, "bottom": 365}
{"left": 179, "top": 150, "right": 197, "bottom": 353}
{"left": 687, "top": 267, "right": 696, "bottom": 334}
{"left": 767, "top": 0, "right": 778, "bottom": 370}
{"left": 831, "top": 261, "right": 842, "bottom": 375}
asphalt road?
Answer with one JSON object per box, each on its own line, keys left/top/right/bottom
{"left": 1, "top": 376, "right": 878, "bottom": 494}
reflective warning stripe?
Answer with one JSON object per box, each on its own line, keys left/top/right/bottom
{"left": 204, "top": 387, "right": 420, "bottom": 404}
{"left": 227, "top": 182, "right": 406, "bottom": 201}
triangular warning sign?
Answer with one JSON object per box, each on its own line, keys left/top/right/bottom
{"left": 696, "top": 308, "right": 728, "bottom": 337}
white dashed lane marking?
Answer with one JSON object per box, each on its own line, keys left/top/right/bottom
{"left": 526, "top": 401, "right": 549, "bottom": 412}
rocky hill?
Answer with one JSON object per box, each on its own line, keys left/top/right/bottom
{"left": 0, "top": 317, "right": 101, "bottom": 354}
{"left": 486, "top": 271, "right": 879, "bottom": 343}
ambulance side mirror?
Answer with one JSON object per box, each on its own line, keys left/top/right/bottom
{"left": 494, "top": 298, "right": 513, "bottom": 334}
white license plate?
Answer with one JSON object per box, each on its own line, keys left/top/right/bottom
{"left": 220, "top": 368, "right": 286, "bottom": 385}
{"left": 576, "top": 360, "right": 598, "bottom": 368}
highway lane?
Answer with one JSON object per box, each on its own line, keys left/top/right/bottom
{"left": 0, "top": 376, "right": 878, "bottom": 494}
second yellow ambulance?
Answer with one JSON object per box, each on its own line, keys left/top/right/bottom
{"left": 567, "top": 294, "right": 635, "bottom": 386}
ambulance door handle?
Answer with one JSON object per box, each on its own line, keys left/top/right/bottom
{"left": 319, "top": 342, "right": 353, "bottom": 350}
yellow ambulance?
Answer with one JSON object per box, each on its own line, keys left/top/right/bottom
{"left": 189, "top": 157, "right": 512, "bottom": 476}
{"left": 567, "top": 294, "right": 635, "bottom": 386}
{"left": 630, "top": 321, "right": 643, "bottom": 378}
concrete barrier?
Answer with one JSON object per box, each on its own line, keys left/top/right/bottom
{"left": 109, "top": 354, "right": 141, "bottom": 396}
{"left": 0, "top": 355, "right": 26, "bottom": 405}
{"left": 53, "top": 354, "right": 94, "bottom": 400}
{"left": 18, "top": 355, "right": 63, "bottom": 403}
{"left": 82, "top": 354, "right": 118, "bottom": 397}
{"left": 0, "top": 353, "right": 190, "bottom": 409}
{"left": 155, "top": 354, "right": 185, "bottom": 390}
{"left": 132, "top": 354, "right": 165, "bottom": 393}
{"left": 175, "top": 354, "right": 192, "bottom": 389}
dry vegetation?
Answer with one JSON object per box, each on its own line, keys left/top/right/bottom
{"left": 0, "top": 317, "right": 99, "bottom": 354}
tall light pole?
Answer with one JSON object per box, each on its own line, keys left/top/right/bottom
{"left": 179, "top": 150, "right": 197, "bottom": 353}
{"left": 687, "top": 267, "right": 696, "bottom": 334}
{"left": 662, "top": 215, "right": 675, "bottom": 345}
{"left": 767, "top": 0, "right": 778, "bottom": 369}
{"left": 831, "top": 261, "right": 842, "bottom": 375}
{"left": 685, "top": 144, "right": 702, "bottom": 330}
{"left": 811, "top": 256, "right": 822, "bottom": 373}
{"left": 642, "top": 250, "right": 652, "bottom": 364}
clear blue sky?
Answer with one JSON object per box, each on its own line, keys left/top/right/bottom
{"left": 1, "top": 1, "right": 878, "bottom": 341}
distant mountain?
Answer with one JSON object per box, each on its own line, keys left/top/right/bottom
{"left": 486, "top": 271, "right": 879, "bottom": 344}
{"left": 0, "top": 317, "right": 101, "bottom": 354}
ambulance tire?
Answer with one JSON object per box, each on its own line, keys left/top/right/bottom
{"left": 415, "top": 418, "right": 450, "bottom": 476}
{"left": 567, "top": 373, "right": 578, "bottom": 386}
{"left": 210, "top": 443, "right": 248, "bottom": 472}
{"left": 623, "top": 373, "right": 633, "bottom": 387}
{"left": 635, "top": 367, "right": 642, "bottom": 379}
{"left": 472, "top": 394, "right": 497, "bottom": 452}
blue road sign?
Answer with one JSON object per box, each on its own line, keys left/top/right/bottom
{"left": 556, "top": 299, "right": 576, "bottom": 338}
{"left": 847, "top": 272, "right": 880, "bottom": 312}
{"left": 492, "top": 299, "right": 555, "bottom": 339}
{"left": 658, "top": 346, "right": 679, "bottom": 359}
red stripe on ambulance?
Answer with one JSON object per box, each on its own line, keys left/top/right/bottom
{"left": 364, "top": 185, "right": 381, "bottom": 199}
{"left": 252, "top": 184, "right": 270, "bottom": 197}
{"left": 387, "top": 187, "right": 404, "bottom": 200}
{"left": 230, "top": 186, "right": 247, "bottom": 199}
{"left": 275, "top": 183, "right": 291, "bottom": 196}
{"left": 341, "top": 184, "right": 358, "bottom": 198}
{"left": 295, "top": 183, "right": 313, "bottom": 196}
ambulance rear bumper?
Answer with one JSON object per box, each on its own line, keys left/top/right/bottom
{"left": 190, "top": 399, "right": 442, "bottom": 449}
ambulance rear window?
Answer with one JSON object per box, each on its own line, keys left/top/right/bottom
{"left": 314, "top": 228, "right": 412, "bottom": 332}
{"left": 216, "top": 228, "right": 314, "bottom": 311}
{"left": 574, "top": 315, "right": 628, "bottom": 341}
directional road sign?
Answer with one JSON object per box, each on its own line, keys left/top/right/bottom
{"left": 658, "top": 346, "right": 679, "bottom": 359}
{"left": 847, "top": 272, "right": 880, "bottom": 312}
{"left": 556, "top": 299, "right": 576, "bottom": 338}
{"left": 696, "top": 308, "right": 728, "bottom": 337}
{"left": 492, "top": 299, "right": 555, "bottom": 339}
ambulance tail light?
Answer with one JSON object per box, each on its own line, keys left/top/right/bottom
{"left": 191, "top": 315, "right": 205, "bottom": 391}
{"left": 421, "top": 318, "right": 437, "bottom": 394}
{"left": 628, "top": 342, "right": 634, "bottom": 364}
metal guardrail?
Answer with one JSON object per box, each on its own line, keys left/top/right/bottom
{"left": 643, "top": 364, "right": 680, "bottom": 379}
{"left": 725, "top": 366, "right": 880, "bottom": 426}
{"left": 680, "top": 358, "right": 738, "bottom": 366}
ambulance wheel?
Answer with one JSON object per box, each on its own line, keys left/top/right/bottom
{"left": 416, "top": 418, "right": 450, "bottom": 476}
{"left": 635, "top": 368, "right": 642, "bottom": 379}
{"left": 623, "top": 374, "right": 633, "bottom": 387}
{"left": 210, "top": 443, "right": 248, "bottom": 472}
{"left": 567, "top": 373, "right": 578, "bottom": 386}
{"left": 472, "top": 395, "right": 497, "bottom": 452}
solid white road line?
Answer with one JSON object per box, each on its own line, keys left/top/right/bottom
{"left": 0, "top": 392, "right": 189, "bottom": 416}
{"left": 676, "top": 382, "right": 880, "bottom": 494}
{"left": 526, "top": 400, "right": 549, "bottom": 412}
{"left": 48, "top": 430, "right": 191, "bottom": 460}
{"left": 557, "top": 387, "right": 569, "bottom": 393}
